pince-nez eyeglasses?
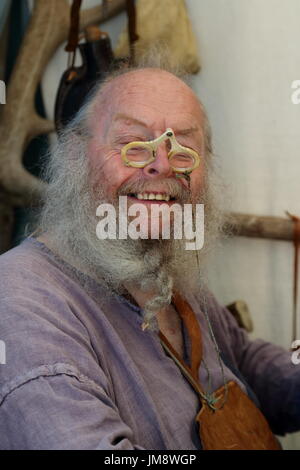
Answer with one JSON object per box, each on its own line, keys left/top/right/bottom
{"left": 121, "top": 128, "right": 201, "bottom": 176}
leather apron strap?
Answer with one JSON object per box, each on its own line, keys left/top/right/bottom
{"left": 159, "top": 293, "right": 281, "bottom": 450}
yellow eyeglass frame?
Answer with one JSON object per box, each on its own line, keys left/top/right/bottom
{"left": 121, "top": 128, "right": 201, "bottom": 175}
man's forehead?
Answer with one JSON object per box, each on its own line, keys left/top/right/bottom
{"left": 113, "top": 71, "right": 199, "bottom": 105}
{"left": 112, "top": 112, "right": 200, "bottom": 137}
{"left": 91, "top": 69, "right": 205, "bottom": 137}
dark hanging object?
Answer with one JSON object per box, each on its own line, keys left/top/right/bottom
{"left": 54, "top": 0, "right": 138, "bottom": 132}
{"left": 54, "top": 27, "right": 115, "bottom": 131}
{"left": 126, "top": 0, "right": 139, "bottom": 65}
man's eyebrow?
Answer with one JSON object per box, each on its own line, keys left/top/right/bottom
{"left": 174, "top": 126, "right": 199, "bottom": 136}
{"left": 113, "top": 113, "right": 147, "bottom": 127}
{"left": 113, "top": 113, "right": 199, "bottom": 136}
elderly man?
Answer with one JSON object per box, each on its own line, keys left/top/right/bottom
{"left": 0, "top": 63, "right": 299, "bottom": 450}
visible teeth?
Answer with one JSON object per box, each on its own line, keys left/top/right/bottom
{"left": 134, "top": 193, "right": 172, "bottom": 201}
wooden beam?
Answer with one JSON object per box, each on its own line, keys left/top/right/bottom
{"left": 225, "top": 212, "right": 295, "bottom": 242}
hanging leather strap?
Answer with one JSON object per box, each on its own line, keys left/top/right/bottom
{"left": 159, "top": 292, "right": 281, "bottom": 450}
{"left": 159, "top": 293, "right": 206, "bottom": 400}
{"left": 65, "top": 0, "right": 138, "bottom": 66}
{"left": 286, "top": 211, "right": 300, "bottom": 341}
{"left": 159, "top": 331, "right": 206, "bottom": 398}
{"left": 65, "top": 0, "right": 82, "bottom": 68}
{"left": 126, "top": 0, "right": 139, "bottom": 64}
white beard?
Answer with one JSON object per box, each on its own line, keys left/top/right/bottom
{"left": 38, "top": 130, "right": 224, "bottom": 330}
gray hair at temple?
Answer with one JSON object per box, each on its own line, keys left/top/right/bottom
{"left": 35, "top": 49, "right": 227, "bottom": 330}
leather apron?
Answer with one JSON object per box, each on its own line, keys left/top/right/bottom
{"left": 159, "top": 293, "right": 281, "bottom": 450}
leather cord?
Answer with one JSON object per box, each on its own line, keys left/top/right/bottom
{"left": 65, "top": 0, "right": 82, "bottom": 68}
{"left": 126, "top": 0, "right": 139, "bottom": 64}
{"left": 286, "top": 211, "right": 300, "bottom": 341}
{"left": 65, "top": 0, "right": 138, "bottom": 67}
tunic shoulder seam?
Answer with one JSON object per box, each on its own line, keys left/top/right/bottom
{"left": 0, "top": 362, "right": 106, "bottom": 407}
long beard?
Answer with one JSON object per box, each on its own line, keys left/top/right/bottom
{"left": 38, "top": 138, "right": 225, "bottom": 330}
{"left": 51, "top": 186, "right": 201, "bottom": 330}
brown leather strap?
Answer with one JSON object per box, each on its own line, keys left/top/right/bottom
{"left": 65, "top": 0, "right": 82, "bottom": 53}
{"left": 159, "top": 294, "right": 281, "bottom": 450}
{"left": 158, "top": 292, "right": 204, "bottom": 397}
{"left": 286, "top": 211, "right": 300, "bottom": 341}
{"left": 159, "top": 331, "right": 205, "bottom": 398}
{"left": 65, "top": 0, "right": 82, "bottom": 69}
{"left": 172, "top": 292, "right": 202, "bottom": 376}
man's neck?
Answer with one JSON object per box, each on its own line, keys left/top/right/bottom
{"left": 123, "top": 283, "right": 158, "bottom": 311}
{"left": 124, "top": 283, "right": 185, "bottom": 357}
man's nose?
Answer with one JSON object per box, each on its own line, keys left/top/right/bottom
{"left": 142, "top": 144, "right": 173, "bottom": 178}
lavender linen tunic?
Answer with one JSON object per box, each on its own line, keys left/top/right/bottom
{"left": 0, "top": 237, "right": 299, "bottom": 450}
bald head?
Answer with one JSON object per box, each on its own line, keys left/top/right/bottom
{"left": 89, "top": 68, "right": 207, "bottom": 150}
{"left": 101, "top": 68, "right": 201, "bottom": 111}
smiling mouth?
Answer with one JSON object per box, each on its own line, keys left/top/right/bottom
{"left": 127, "top": 192, "right": 176, "bottom": 202}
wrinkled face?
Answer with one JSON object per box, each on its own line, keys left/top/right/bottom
{"left": 87, "top": 69, "right": 206, "bottom": 234}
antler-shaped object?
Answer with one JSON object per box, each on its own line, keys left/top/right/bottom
{"left": 0, "top": 0, "right": 125, "bottom": 208}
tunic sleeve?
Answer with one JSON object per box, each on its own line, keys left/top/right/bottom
{"left": 0, "top": 277, "right": 144, "bottom": 450}
{"left": 0, "top": 363, "right": 144, "bottom": 450}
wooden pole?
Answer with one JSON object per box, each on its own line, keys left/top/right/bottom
{"left": 225, "top": 212, "right": 294, "bottom": 242}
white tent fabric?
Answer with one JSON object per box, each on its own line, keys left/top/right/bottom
{"left": 39, "top": 0, "right": 300, "bottom": 449}
{"left": 187, "top": 0, "right": 300, "bottom": 449}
